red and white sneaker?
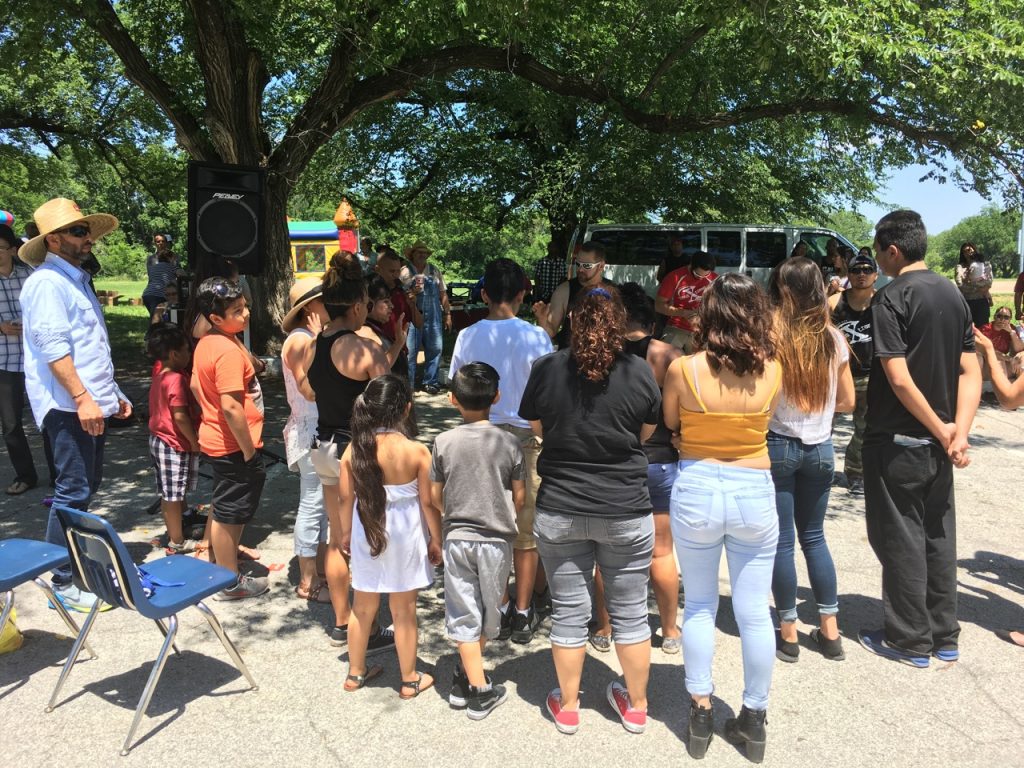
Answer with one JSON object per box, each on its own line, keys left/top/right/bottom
{"left": 606, "top": 681, "right": 647, "bottom": 734}
{"left": 546, "top": 688, "right": 581, "bottom": 734}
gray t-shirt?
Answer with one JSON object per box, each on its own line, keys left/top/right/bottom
{"left": 430, "top": 421, "right": 524, "bottom": 542}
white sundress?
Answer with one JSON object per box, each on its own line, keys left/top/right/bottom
{"left": 281, "top": 328, "right": 318, "bottom": 472}
{"left": 351, "top": 478, "right": 434, "bottom": 593}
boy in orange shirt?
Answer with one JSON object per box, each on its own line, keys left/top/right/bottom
{"left": 190, "top": 277, "right": 268, "bottom": 600}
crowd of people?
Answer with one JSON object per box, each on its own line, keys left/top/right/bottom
{"left": 0, "top": 197, "right": 1017, "bottom": 761}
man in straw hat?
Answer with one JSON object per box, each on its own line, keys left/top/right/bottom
{"left": 400, "top": 240, "right": 451, "bottom": 395}
{"left": 19, "top": 197, "right": 132, "bottom": 613}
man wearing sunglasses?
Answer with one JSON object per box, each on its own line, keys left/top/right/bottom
{"left": 533, "top": 241, "right": 613, "bottom": 349}
{"left": 829, "top": 252, "right": 878, "bottom": 496}
{"left": 18, "top": 198, "right": 132, "bottom": 613}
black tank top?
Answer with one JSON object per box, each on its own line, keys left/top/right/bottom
{"left": 832, "top": 293, "right": 873, "bottom": 378}
{"left": 307, "top": 329, "right": 370, "bottom": 441}
{"left": 622, "top": 335, "right": 678, "bottom": 464}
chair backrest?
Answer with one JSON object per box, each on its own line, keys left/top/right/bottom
{"left": 53, "top": 505, "right": 147, "bottom": 612}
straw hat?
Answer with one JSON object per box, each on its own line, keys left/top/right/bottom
{"left": 282, "top": 277, "right": 325, "bottom": 332}
{"left": 19, "top": 198, "right": 118, "bottom": 267}
{"left": 403, "top": 240, "right": 432, "bottom": 259}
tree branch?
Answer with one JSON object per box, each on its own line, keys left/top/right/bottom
{"left": 637, "top": 23, "right": 712, "bottom": 102}
{"left": 76, "top": 0, "right": 217, "bottom": 160}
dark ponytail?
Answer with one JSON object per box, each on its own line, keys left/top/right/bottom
{"left": 322, "top": 251, "right": 366, "bottom": 321}
{"left": 349, "top": 374, "right": 413, "bottom": 557}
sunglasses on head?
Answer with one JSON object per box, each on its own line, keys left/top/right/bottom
{"left": 849, "top": 267, "right": 875, "bottom": 275}
{"left": 574, "top": 260, "right": 601, "bottom": 270}
{"left": 57, "top": 225, "right": 91, "bottom": 238}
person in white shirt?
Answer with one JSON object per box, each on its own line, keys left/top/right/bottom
{"left": 449, "top": 257, "right": 553, "bottom": 643}
{"left": 18, "top": 198, "right": 132, "bottom": 613}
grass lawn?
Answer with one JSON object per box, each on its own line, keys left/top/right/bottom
{"left": 102, "top": 303, "right": 152, "bottom": 376}
{"left": 95, "top": 279, "right": 146, "bottom": 298}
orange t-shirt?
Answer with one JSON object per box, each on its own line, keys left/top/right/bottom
{"left": 191, "top": 333, "right": 264, "bottom": 456}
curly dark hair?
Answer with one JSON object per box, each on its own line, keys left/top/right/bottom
{"left": 618, "top": 282, "right": 656, "bottom": 330}
{"left": 570, "top": 286, "right": 626, "bottom": 381}
{"left": 696, "top": 273, "right": 775, "bottom": 377}
{"left": 349, "top": 375, "right": 412, "bottom": 558}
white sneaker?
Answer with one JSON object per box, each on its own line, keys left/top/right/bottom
{"left": 54, "top": 584, "right": 111, "bottom": 613}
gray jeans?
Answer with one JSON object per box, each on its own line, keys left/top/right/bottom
{"left": 534, "top": 508, "right": 654, "bottom": 648}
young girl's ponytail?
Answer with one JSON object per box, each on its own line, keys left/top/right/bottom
{"left": 350, "top": 374, "right": 413, "bottom": 557}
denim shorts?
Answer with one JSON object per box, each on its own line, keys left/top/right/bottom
{"left": 647, "top": 462, "right": 678, "bottom": 512}
{"left": 534, "top": 508, "right": 654, "bottom": 647}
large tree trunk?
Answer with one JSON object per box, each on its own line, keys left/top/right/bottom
{"left": 248, "top": 178, "right": 292, "bottom": 354}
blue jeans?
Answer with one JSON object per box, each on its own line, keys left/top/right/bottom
{"left": 670, "top": 461, "right": 778, "bottom": 710}
{"left": 43, "top": 409, "right": 106, "bottom": 586}
{"left": 293, "top": 453, "right": 327, "bottom": 558}
{"left": 767, "top": 433, "right": 838, "bottom": 622}
{"left": 406, "top": 316, "right": 443, "bottom": 388}
{"left": 534, "top": 508, "right": 654, "bottom": 648}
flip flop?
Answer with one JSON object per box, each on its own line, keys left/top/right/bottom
{"left": 399, "top": 672, "right": 435, "bottom": 700}
{"left": 5, "top": 480, "right": 34, "bottom": 495}
{"left": 296, "top": 583, "right": 332, "bottom": 604}
{"left": 237, "top": 545, "right": 261, "bottom": 561}
{"left": 344, "top": 664, "right": 383, "bottom": 691}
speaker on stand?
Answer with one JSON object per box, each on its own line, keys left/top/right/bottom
{"left": 187, "top": 161, "right": 265, "bottom": 275}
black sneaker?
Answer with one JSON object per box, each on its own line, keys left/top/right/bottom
{"left": 366, "top": 626, "right": 396, "bottom": 656}
{"left": 449, "top": 665, "right": 470, "bottom": 708}
{"left": 423, "top": 383, "right": 442, "bottom": 395}
{"left": 467, "top": 681, "right": 508, "bottom": 720}
{"left": 498, "top": 604, "right": 513, "bottom": 641}
{"left": 329, "top": 624, "right": 349, "bottom": 648}
{"left": 775, "top": 630, "right": 799, "bottom": 663}
{"left": 511, "top": 606, "right": 538, "bottom": 644}
{"left": 847, "top": 477, "right": 865, "bottom": 496}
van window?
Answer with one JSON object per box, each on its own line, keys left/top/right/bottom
{"left": 746, "top": 231, "right": 787, "bottom": 269}
{"left": 589, "top": 229, "right": 700, "bottom": 266}
{"left": 799, "top": 232, "right": 834, "bottom": 264}
{"left": 707, "top": 230, "right": 741, "bottom": 268}
{"left": 295, "top": 244, "right": 326, "bottom": 273}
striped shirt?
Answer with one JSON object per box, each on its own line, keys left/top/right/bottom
{"left": 0, "top": 263, "right": 32, "bottom": 372}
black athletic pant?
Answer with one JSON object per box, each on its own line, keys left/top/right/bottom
{"left": 0, "top": 370, "right": 38, "bottom": 486}
{"left": 863, "top": 435, "right": 960, "bottom": 655}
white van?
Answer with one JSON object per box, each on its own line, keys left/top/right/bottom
{"left": 582, "top": 223, "right": 870, "bottom": 292}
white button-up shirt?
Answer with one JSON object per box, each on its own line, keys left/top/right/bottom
{"left": 19, "top": 252, "right": 129, "bottom": 428}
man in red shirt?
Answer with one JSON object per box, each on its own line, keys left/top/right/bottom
{"left": 655, "top": 250, "right": 717, "bottom": 353}
{"left": 374, "top": 248, "right": 422, "bottom": 339}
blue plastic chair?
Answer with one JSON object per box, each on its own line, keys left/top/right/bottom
{"left": 0, "top": 538, "right": 97, "bottom": 660}
{"left": 48, "top": 505, "right": 258, "bottom": 756}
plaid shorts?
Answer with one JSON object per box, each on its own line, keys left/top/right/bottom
{"left": 149, "top": 435, "right": 200, "bottom": 502}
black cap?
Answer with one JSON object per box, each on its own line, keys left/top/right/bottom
{"left": 848, "top": 253, "right": 877, "bottom": 271}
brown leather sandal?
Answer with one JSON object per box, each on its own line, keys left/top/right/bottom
{"left": 344, "top": 664, "right": 383, "bottom": 692}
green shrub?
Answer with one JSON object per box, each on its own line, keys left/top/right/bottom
{"left": 93, "top": 230, "right": 148, "bottom": 281}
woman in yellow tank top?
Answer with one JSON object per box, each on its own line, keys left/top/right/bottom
{"left": 662, "top": 273, "right": 782, "bottom": 763}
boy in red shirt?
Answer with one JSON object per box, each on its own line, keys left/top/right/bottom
{"left": 146, "top": 323, "right": 201, "bottom": 554}
{"left": 190, "top": 277, "right": 268, "bottom": 601}
{"left": 655, "top": 250, "right": 717, "bottom": 353}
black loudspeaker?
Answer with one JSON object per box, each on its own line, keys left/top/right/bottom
{"left": 187, "top": 161, "right": 265, "bottom": 275}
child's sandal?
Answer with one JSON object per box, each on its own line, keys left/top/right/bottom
{"left": 399, "top": 672, "right": 435, "bottom": 700}
{"left": 344, "top": 664, "right": 383, "bottom": 692}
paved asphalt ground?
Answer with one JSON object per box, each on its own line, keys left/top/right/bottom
{"left": 1, "top": 374, "right": 1023, "bottom": 767}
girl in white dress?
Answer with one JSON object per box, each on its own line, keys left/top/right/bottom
{"left": 339, "top": 375, "right": 442, "bottom": 698}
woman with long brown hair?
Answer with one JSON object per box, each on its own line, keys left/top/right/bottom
{"left": 306, "top": 252, "right": 393, "bottom": 649}
{"left": 519, "top": 286, "right": 661, "bottom": 736}
{"left": 663, "top": 273, "right": 782, "bottom": 762}
{"left": 767, "top": 257, "right": 854, "bottom": 665}
{"left": 338, "top": 374, "right": 441, "bottom": 697}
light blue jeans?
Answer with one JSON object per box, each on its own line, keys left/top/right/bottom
{"left": 293, "top": 453, "right": 327, "bottom": 558}
{"left": 670, "top": 460, "right": 779, "bottom": 710}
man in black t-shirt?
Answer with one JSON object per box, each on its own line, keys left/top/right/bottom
{"left": 857, "top": 210, "right": 981, "bottom": 669}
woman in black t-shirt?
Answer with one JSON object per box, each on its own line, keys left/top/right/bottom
{"left": 519, "top": 286, "right": 661, "bottom": 735}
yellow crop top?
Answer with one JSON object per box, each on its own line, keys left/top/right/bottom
{"left": 677, "top": 357, "right": 782, "bottom": 459}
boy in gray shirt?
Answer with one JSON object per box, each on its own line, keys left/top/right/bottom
{"left": 430, "top": 363, "right": 525, "bottom": 720}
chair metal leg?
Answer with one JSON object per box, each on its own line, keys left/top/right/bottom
{"left": 0, "top": 590, "right": 13, "bottom": 642}
{"left": 46, "top": 599, "right": 102, "bottom": 713}
{"left": 33, "top": 577, "right": 97, "bottom": 659}
{"left": 120, "top": 614, "right": 178, "bottom": 756}
{"left": 194, "top": 601, "right": 258, "bottom": 690}
{"left": 153, "top": 618, "right": 182, "bottom": 656}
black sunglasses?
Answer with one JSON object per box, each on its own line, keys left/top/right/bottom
{"left": 849, "top": 267, "right": 875, "bottom": 275}
{"left": 996, "top": 314, "right": 1012, "bottom": 320}
{"left": 57, "top": 225, "right": 91, "bottom": 238}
